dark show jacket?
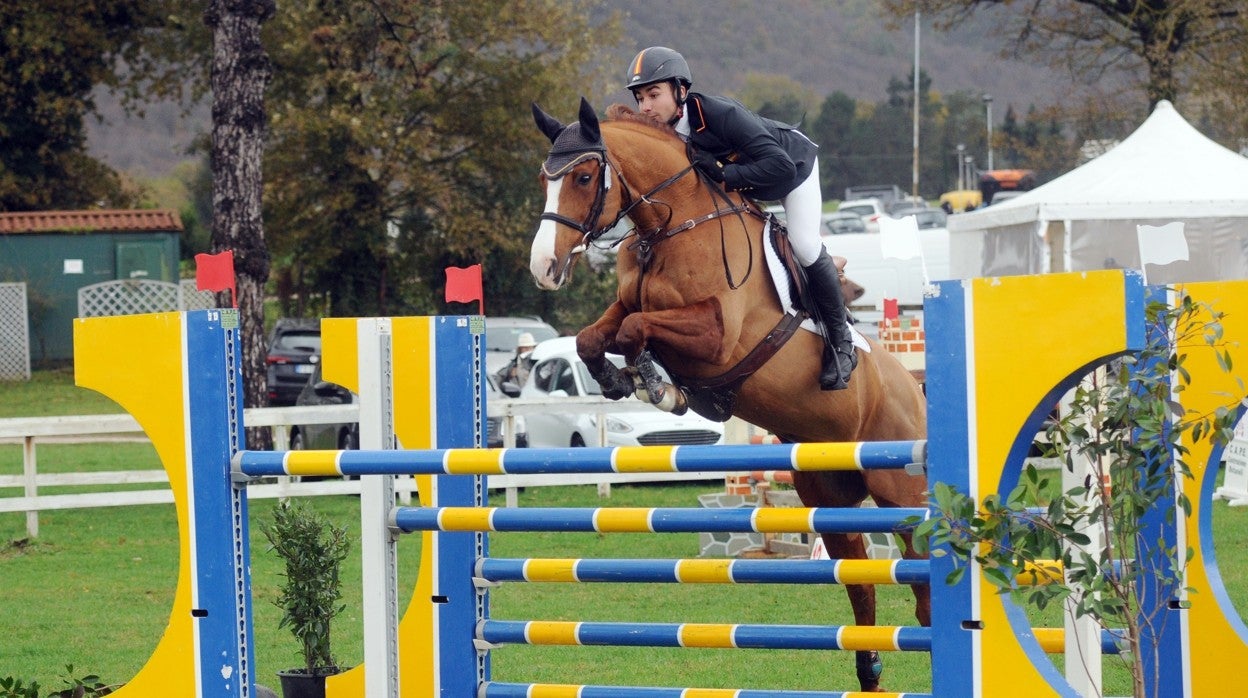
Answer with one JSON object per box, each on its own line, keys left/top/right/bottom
{"left": 685, "top": 92, "right": 818, "bottom": 202}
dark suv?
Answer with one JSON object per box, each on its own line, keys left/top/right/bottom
{"left": 266, "top": 319, "right": 321, "bottom": 406}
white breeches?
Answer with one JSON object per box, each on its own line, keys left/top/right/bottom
{"left": 780, "top": 157, "right": 826, "bottom": 267}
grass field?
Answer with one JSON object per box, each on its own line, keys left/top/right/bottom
{"left": 2, "top": 370, "right": 1247, "bottom": 694}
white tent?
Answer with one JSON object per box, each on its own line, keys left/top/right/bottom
{"left": 947, "top": 100, "right": 1248, "bottom": 284}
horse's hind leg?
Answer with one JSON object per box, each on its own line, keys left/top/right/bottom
{"left": 821, "top": 531, "right": 885, "bottom": 693}
{"left": 897, "top": 531, "right": 932, "bottom": 627}
{"left": 793, "top": 472, "right": 884, "bottom": 692}
{"left": 864, "top": 471, "right": 932, "bottom": 627}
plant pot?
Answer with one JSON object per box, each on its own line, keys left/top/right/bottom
{"left": 276, "top": 667, "right": 339, "bottom": 698}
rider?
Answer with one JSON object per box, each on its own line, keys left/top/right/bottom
{"left": 624, "top": 46, "right": 856, "bottom": 391}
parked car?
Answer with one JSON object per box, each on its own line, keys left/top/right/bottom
{"left": 484, "top": 316, "right": 559, "bottom": 376}
{"left": 289, "top": 360, "right": 525, "bottom": 449}
{"left": 821, "top": 211, "right": 868, "bottom": 235}
{"left": 887, "top": 206, "right": 947, "bottom": 230}
{"left": 266, "top": 318, "right": 321, "bottom": 406}
{"left": 837, "top": 198, "right": 887, "bottom": 233}
{"left": 289, "top": 358, "right": 358, "bottom": 451}
{"left": 519, "top": 337, "right": 724, "bottom": 448}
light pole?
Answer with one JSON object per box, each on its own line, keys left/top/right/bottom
{"left": 956, "top": 143, "right": 966, "bottom": 190}
{"left": 983, "top": 93, "right": 994, "bottom": 171}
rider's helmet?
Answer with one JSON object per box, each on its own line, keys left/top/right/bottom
{"left": 624, "top": 46, "right": 692, "bottom": 102}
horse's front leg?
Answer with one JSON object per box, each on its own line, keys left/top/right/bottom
{"left": 575, "top": 301, "right": 635, "bottom": 400}
{"left": 613, "top": 297, "right": 727, "bottom": 364}
{"left": 612, "top": 298, "right": 727, "bottom": 412}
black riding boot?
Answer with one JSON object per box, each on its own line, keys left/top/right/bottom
{"left": 803, "top": 251, "right": 857, "bottom": 390}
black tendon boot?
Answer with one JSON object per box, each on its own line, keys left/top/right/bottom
{"left": 803, "top": 251, "right": 858, "bottom": 390}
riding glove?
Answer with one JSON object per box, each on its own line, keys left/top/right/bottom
{"left": 691, "top": 150, "right": 725, "bottom": 183}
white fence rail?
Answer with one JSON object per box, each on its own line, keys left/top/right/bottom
{"left": 1, "top": 399, "right": 752, "bottom": 537}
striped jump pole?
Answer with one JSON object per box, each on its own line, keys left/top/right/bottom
{"left": 390, "top": 505, "right": 925, "bottom": 534}
{"left": 234, "top": 439, "right": 927, "bottom": 478}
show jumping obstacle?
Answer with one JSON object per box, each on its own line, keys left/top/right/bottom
{"left": 65, "top": 269, "right": 1248, "bottom": 697}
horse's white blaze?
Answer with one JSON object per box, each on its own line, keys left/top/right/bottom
{"left": 530, "top": 177, "right": 564, "bottom": 290}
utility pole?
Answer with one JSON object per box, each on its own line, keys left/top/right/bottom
{"left": 983, "top": 93, "right": 994, "bottom": 171}
{"left": 912, "top": 11, "right": 921, "bottom": 199}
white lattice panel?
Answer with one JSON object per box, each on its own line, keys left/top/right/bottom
{"left": 78, "top": 280, "right": 183, "bottom": 317}
{"left": 180, "top": 279, "right": 218, "bottom": 311}
{"left": 0, "top": 283, "right": 31, "bottom": 380}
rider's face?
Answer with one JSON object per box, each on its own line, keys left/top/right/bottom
{"left": 633, "top": 82, "right": 681, "bottom": 124}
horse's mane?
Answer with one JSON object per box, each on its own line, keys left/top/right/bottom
{"left": 605, "top": 103, "right": 680, "bottom": 140}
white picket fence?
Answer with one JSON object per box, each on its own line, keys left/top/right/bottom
{"left": 0, "top": 400, "right": 754, "bottom": 537}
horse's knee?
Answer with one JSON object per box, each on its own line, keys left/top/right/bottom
{"left": 614, "top": 315, "right": 647, "bottom": 359}
{"left": 576, "top": 327, "right": 610, "bottom": 360}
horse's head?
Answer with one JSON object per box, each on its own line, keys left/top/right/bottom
{"left": 529, "top": 97, "right": 623, "bottom": 290}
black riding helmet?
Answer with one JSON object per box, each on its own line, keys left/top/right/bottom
{"left": 624, "top": 46, "right": 692, "bottom": 108}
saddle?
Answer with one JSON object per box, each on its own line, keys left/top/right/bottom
{"left": 663, "top": 212, "right": 814, "bottom": 422}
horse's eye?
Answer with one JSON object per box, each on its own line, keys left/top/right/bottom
{"left": 577, "top": 173, "right": 593, "bottom": 186}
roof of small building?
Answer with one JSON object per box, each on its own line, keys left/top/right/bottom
{"left": 0, "top": 209, "right": 184, "bottom": 234}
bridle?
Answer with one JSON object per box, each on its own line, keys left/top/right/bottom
{"left": 539, "top": 140, "right": 694, "bottom": 280}
{"left": 540, "top": 133, "right": 762, "bottom": 288}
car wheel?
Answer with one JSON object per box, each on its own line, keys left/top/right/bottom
{"left": 570, "top": 433, "right": 585, "bottom": 447}
{"left": 289, "top": 428, "right": 305, "bottom": 451}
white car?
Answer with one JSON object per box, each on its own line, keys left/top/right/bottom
{"left": 518, "top": 337, "right": 725, "bottom": 448}
{"left": 837, "top": 197, "right": 887, "bottom": 233}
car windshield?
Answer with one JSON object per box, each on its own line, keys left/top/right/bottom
{"left": 485, "top": 324, "right": 559, "bottom": 352}
{"left": 839, "top": 204, "right": 877, "bottom": 217}
{"left": 275, "top": 331, "right": 321, "bottom": 353}
{"left": 824, "top": 216, "right": 866, "bottom": 234}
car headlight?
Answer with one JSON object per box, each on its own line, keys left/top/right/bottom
{"left": 604, "top": 416, "right": 632, "bottom": 433}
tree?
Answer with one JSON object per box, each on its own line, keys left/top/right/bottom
{"left": 259, "top": 0, "right": 622, "bottom": 321}
{"left": 884, "top": 1, "right": 1246, "bottom": 110}
{"left": 204, "top": 0, "right": 275, "bottom": 440}
{"left": 736, "top": 72, "right": 819, "bottom": 124}
{"left": 0, "top": 0, "right": 163, "bottom": 211}
{"left": 809, "top": 91, "right": 858, "bottom": 201}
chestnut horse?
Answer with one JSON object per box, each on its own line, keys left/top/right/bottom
{"left": 529, "top": 98, "right": 928, "bottom": 693}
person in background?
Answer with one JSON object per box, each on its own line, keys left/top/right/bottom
{"left": 499, "top": 332, "right": 537, "bottom": 387}
{"left": 624, "top": 46, "right": 856, "bottom": 390}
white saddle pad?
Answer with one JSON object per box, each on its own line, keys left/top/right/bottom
{"left": 761, "top": 218, "right": 871, "bottom": 354}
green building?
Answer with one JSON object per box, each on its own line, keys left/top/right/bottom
{"left": 0, "top": 209, "right": 182, "bottom": 364}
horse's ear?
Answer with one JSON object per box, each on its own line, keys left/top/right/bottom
{"left": 578, "top": 97, "right": 600, "bottom": 143}
{"left": 532, "top": 102, "right": 564, "bottom": 144}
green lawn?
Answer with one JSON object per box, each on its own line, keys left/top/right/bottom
{"left": 3, "top": 371, "right": 1248, "bottom": 694}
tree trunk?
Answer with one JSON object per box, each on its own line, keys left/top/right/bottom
{"left": 205, "top": 0, "right": 276, "bottom": 449}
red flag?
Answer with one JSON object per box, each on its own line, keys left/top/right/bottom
{"left": 445, "top": 264, "right": 484, "bottom": 314}
{"left": 883, "top": 297, "right": 899, "bottom": 320}
{"left": 195, "top": 250, "right": 237, "bottom": 308}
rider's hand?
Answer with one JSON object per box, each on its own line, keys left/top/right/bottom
{"left": 691, "top": 150, "right": 724, "bottom": 183}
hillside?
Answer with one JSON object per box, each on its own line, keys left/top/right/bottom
{"left": 86, "top": 0, "right": 1109, "bottom": 179}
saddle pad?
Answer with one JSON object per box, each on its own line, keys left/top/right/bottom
{"left": 762, "top": 218, "right": 871, "bottom": 354}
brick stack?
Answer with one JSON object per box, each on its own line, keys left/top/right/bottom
{"left": 877, "top": 314, "right": 926, "bottom": 383}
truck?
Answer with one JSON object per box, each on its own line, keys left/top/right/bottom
{"left": 843, "top": 184, "right": 906, "bottom": 206}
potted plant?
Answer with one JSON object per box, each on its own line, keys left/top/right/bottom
{"left": 263, "top": 499, "right": 351, "bottom": 698}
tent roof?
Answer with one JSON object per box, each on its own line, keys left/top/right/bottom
{"left": 948, "top": 100, "right": 1248, "bottom": 231}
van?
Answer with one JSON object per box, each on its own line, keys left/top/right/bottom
{"left": 821, "top": 228, "right": 950, "bottom": 309}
